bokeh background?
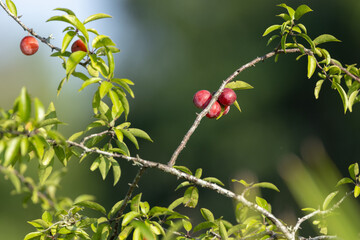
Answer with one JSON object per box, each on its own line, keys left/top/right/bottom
{"left": 1, "top": 0, "right": 360, "bottom": 239}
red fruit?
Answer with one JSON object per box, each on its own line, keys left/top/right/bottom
{"left": 223, "top": 105, "right": 230, "bottom": 115}
{"left": 218, "top": 88, "right": 237, "bottom": 106}
{"left": 206, "top": 101, "right": 222, "bottom": 119}
{"left": 193, "top": 90, "right": 212, "bottom": 109}
{"left": 71, "top": 39, "right": 87, "bottom": 52}
{"left": 20, "top": 36, "right": 39, "bottom": 56}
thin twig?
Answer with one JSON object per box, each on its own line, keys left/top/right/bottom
{"left": 65, "top": 139, "right": 294, "bottom": 239}
{"left": 0, "top": 165, "right": 55, "bottom": 208}
{"left": 109, "top": 166, "right": 147, "bottom": 240}
{"left": 293, "top": 191, "right": 353, "bottom": 238}
{"left": 298, "top": 236, "right": 338, "bottom": 240}
{"left": 80, "top": 129, "right": 111, "bottom": 145}
{"left": 167, "top": 48, "right": 301, "bottom": 167}
{"left": 0, "top": 0, "right": 60, "bottom": 52}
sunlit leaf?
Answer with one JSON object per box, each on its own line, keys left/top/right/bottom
{"left": 333, "top": 82, "right": 349, "bottom": 114}
{"left": 225, "top": 81, "right": 253, "bottom": 90}
{"left": 19, "top": 87, "right": 31, "bottom": 122}
{"left": 313, "top": 34, "right": 341, "bottom": 46}
{"left": 6, "top": 0, "right": 17, "bottom": 16}
{"left": 4, "top": 137, "right": 21, "bottom": 166}
{"left": 307, "top": 55, "right": 317, "bottom": 79}
{"left": 335, "top": 177, "right": 354, "bottom": 187}
{"left": 122, "top": 211, "right": 141, "bottom": 227}
{"left": 79, "top": 77, "right": 102, "bottom": 92}
{"left": 83, "top": 13, "right": 112, "bottom": 24}
{"left": 127, "top": 128, "right": 153, "bottom": 142}
{"left": 262, "top": 25, "right": 281, "bottom": 37}
{"left": 322, "top": 191, "right": 338, "bottom": 210}
{"left": 183, "top": 186, "right": 199, "bottom": 208}
{"left": 200, "top": 208, "right": 214, "bottom": 222}
{"left": 99, "top": 81, "right": 113, "bottom": 99}
{"left": 252, "top": 182, "right": 280, "bottom": 192}
{"left": 53, "top": 8, "right": 75, "bottom": 16}
{"left": 75, "top": 200, "right": 106, "bottom": 215}
{"left": 61, "top": 31, "right": 76, "bottom": 53}
{"left": 66, "top": 51, "right": 87, "bottom": 77}
{"left": 92, "top": 35, "right": 116, "bottom": 49}
{"left": 294, "top": 5, "right": 312, "bottom": 20}
{"left": 314, "top": 80, "right": 324, "bottom": 99}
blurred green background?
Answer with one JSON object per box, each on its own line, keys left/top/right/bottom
{"left": 1, "top": 0, "right": 360, "bottom": 239}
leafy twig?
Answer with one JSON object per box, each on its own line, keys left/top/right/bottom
{"left": 0, "top": 165, "right": 55, "bottom": 208}
{"left": 0, "top": 0, "right": 60, "bottom": 52}
{"left": 110, "top": 166, "right": 147, "bottom": 240}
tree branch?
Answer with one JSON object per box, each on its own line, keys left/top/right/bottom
{"left": 0, "top": 0, "right": 60, "bottom": 52}
{"left": 0, "top": 165, "right": 55, "bottom": 208}
{"left": 109, "top": 166, "right": 147, "bottom": 240}
{"left": 167, "top": 48, "right": 303, "bottom": 167}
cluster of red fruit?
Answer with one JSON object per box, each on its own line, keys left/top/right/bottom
{"left": 20, "top": 36, "right": 87, "bottom": 56}
{"left": 193, "top": 88, "right": 237, "bottom": 119}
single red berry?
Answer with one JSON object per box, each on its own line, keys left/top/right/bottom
{"left": 71, "top": 39, "right": 87, "bottom": 53}
{"left": 193, "top": 90, "right": 212, "bottom": 109}
{"left": 218, "top": 88, "right": 237, "bottom": 106}
{"left": 206, "top": 101, "right": 222, "bottom": 119}
{"left": 20, "top": 36, "right": 39, "bottom": 56}
{"left": 223, "top": 105, "right": 230, "bottom": 115}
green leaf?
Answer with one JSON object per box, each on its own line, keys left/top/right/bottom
{"left": 281, "top": 34, "right": 287, "bottom": 51}
{"left": 24, "top": 232, "right": 43, "bottom": 240}
{"left": 118, "top": 225, "right": 134, "bottom": 240}
{"left": 121, "top": 129, "right": 139, "bottom": 149}
{"left": 110, "top": 158, "right": 121, "bottom": 186}
{"left": 219, "top": 221, "right": 229, "bottom": 240}
{"left": 75, "top": 201, "right": 106, "bottom": 215}
{"left": 322, "top": 191, "right": 338, "bottom": 210}
{"left": 183, "top": 186, "right": 199, "bottom": 208}
{"left": 313, "top": 34, "right": 341, "bottom": 46}
{"left": 106, "top": 48, "right": 115, "bottom": 78}
{"left": 348, "top": 163, "right": 358, "bottom": 180}
{"left": 66, "top": 51, "right": 87, "bottom": 77}
{"left": 168, "top": 197, "right": 184, "bottom": 211}
{"left": 50, "top": 15, "right": 88, "bottom": 42}
{"left": 122, "top": 211, "right": 141, "bottom": 227}
{"left": 83, "top": 13, "right": 112, "bottom": 24}
{"left": 252, "top": 182, "right": 280, "bottom": 192}
{"left": 335, "top": 177, "right": 354, "bottom": 187}
{"left": 116, "top": 89, "right": 130, "bottom": 120}
{"left": 299, "top": 33, "right": 315, "bottom": 52}
{"left": 41, "top": 148, "right": 55, "bottom": 166}
{"left": 194, "top": 168, "right": 202, "bottom": 179}
{"left": 112, "top": 78, "right": 135, "bottom": 98}
{"left": 130, "top": 194, "right": 142, "bottom": 214}
{"left": 182, "top": 219, "right": 192, "bottom": 232}
{"left": 348, "top": 90, "right": 359, "bottom": 112}
{"left": 6, "top": 0, "right": 17, "bottom": 16}
{"left": 30, "top": 135, "right": 47, "bottom": 159}
{"left": 277, "top": 3, "right": 295, "bottom": 20}
{"left": 42, "top": 211, "right": 53, "bottom": 223}
{"left": 233, "top": 100, "right": 242, "bottom": 112}
{"left": 4, "top": 137, "right": 21, "bottom": 166}
{"left": 8, "top": 171, "right": 21, "bottom": 193}
{"left": 34, "top": 98, "right": 45, "bottom": 122}
{"left": 262, "top": 25, "right": 281, "bottom": 37}
{"left": 127, "top": 128, "right": 153, "bottom": 142}
{"left": 173, "top": 165, "right": 192, "bottom": 175}
{"left": 354, "top": 186, "right": 360, "bottom": 198}
{"left": 202, "top": 177, "right": 225, "bottom": 186}
{"left": 200, "top": 208, "right": 214, "bottom": 222}
{"left": 109, "top": 89, "right": 122, "bottom": 119}
{"left": 19, "top": 87, "right": 31, "bottom": 122}
{"left": 225, "top": 81, "right": 254, "bottom": 90}
{"left": 79, "top": 77, "right": 102, "bottom": 92}
{"left": 175, "top": 181, "right": 191, "bottom": 191}
{"left": 57, "top": 77, "right": 66, "bottom": 96}
{"left": 131, "top": 221, "right": 155, "bottom": 240}
{"left": 333, "top": 82, "right": 349, "bottom": 114}
{"left": 19, "top": 137, "right": 29, "bottom": 156}
{"left": 294, "top": 5, "right": 312, "bottom": 20}
{"left": 232, "top": 179, "right": 250, "bottom": 187}
{"left": 307, "top": 55, "right": 317, "bottom": 79}
{"left": 255, "top": 197, "right": 271, "bottom": 212}
{"left": 108, "top": 200, "right": 124, "bottom": 219}
{"left": 99, "top": 155, "right": 111, "bottom": 180}
{"left": 193, "top": 221, "right": 217, "bottom": 232}
{"left": 53, "top": 7, "right": 75, "bottom": 16}
{"left": 92, "top": 35, "right": 116, "bottom": 49}
{"left": 99, "top": 81, "right": 113, "bottom": 99}
{"left": 61, "top": 31, "right": 76, "bottom": 53}
{"left": 314, "top": 80, "right": 324, "bottom": 99}
{"left": 267, "top": 35, "right": 280, "bottom": 46}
